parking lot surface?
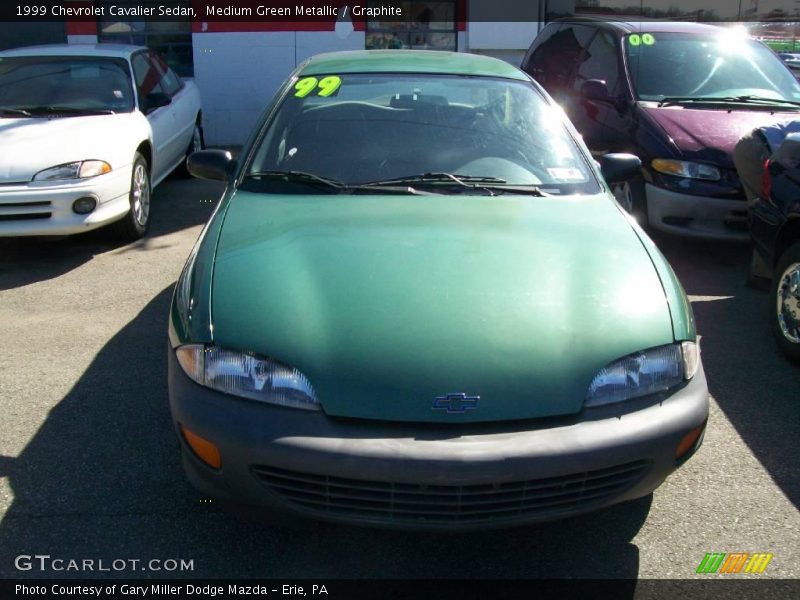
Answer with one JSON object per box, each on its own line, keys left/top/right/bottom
{"left": 0, "top": 176, "right": 798, "bottom": 579}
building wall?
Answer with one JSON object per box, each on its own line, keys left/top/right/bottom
{"left": 193, "top": 30, "right": 365, "bottom": 145}
{"left": 0, "top": 22, "right": 66, "bottom": 50}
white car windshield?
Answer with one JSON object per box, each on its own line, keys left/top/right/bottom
{"left": 0, "top": 56, "right": 135, "bottom": 116}
{"left": 247, "top": 73, "right": 600, "bottom": 194}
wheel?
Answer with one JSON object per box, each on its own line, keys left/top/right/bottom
{"left": 180, "top": 120, "right": 204, "bottom": 176}
{"left": 770, "top": 241, "right": 800, "bottom": 364}
{"left": 611, "top": 176, "right": 647, "bottom": 225}
{"left": 110, "top": 152, "right": 150, "bottom": 240}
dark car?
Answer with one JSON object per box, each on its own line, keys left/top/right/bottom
{"left": 522, "top": 20, "right": 800, "bottom": 241}
{"left": 750, "top": 133, "right": 800, "bottom": 363}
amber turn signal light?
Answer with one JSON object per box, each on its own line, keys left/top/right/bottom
{"left": 676, "top": 424, "right": 705, "bottom": 461}
{"left": 180, "top": 424, "right": 221, "bottom": 469}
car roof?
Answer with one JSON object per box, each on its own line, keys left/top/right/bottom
{"left": 0, "top": 43, "right": 145, "bottom": 59}
{"left": 551, "top": 18, "right": 725, "bottom": 36}
{"left": 298, "top": 50, "right": 529, "bottom": 80}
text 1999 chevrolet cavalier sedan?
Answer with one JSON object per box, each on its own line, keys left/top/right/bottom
{"left": 168, "top": 50, "right": 709, "bottom": 529}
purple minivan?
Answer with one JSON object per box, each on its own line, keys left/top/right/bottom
{"left": 522, "top": 20, "right": 800, "bottom": 241}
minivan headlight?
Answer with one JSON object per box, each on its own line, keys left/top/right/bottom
{"left": 651, "top": 159, "right": 720, "bottom": 181}
{"left": 175, "top": 344, "right": 320, "bottom": 410}
{"left": 33, "top": 160, "right": 111, "bottom": 181}
{"left": 585, "top": 342, "right": 698, "bottom": 408}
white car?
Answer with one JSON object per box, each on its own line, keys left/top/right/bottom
{"left": 0, "top": 44, "right": 202, "bottom": 239}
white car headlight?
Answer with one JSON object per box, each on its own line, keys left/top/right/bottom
{"left": 651, "top": 159, "right": 720, "bottom": 181}
{"left": 585, "top": 341, "right": 698, "bottom": 408}
{"left": 175, "top": 344, "right": 320, "bottom": 410}
{"left": 33, "top": 160, "right": 111, "bottom": 182}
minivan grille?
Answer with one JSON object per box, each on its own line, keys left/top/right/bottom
{"left": 251, "top": 461, "right": 650, "bottom": 524}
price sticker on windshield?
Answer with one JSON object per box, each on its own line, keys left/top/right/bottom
{"left": 294, "top": 75, "right": 342, "bottom": 98}
{"left": 629, "top": 33, "right": 656, "bottom": 47}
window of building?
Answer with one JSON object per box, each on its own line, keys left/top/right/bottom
{"left": 366, "top": 1, "right": 458, "bottom": 51}
{"left": 97, "top": 0, "right": 193, "bottom": 77}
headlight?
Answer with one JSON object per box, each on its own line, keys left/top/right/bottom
{"left": 651, "top": 159, "right": 720, "bottom": 181}
{"left": 175, "top": 344, "right": 320, "bottom": 410}
{"left": 585, "top": 342, "right": 698, "bottom": 408}
{"left": 33, "top": 160, "right": 111, "bottom": 182}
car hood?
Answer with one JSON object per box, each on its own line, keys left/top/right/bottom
{"left": 0, "top": 113, "right": 144, "bottom": 183}
{"left": 642, "top": 105, "right": 798, "bottom": 167}
{"left": 211, "top": 191, "right": 676, "bottom": 423}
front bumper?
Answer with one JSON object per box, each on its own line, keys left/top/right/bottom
{"left": 645, "top": 183, "right": 749, "bottom": 242}
{"left": 168, "top": 350, "right": 709, "bottom": 530}
{"left": 0, "top": 167, "right": 132, "bottom": 236}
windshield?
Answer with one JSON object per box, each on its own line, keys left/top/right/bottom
{"left": 247, "top": 73, "right": 600, "bottom": 194}
{"left": 625, "top": 31, "right": 800, "bottom": 102}
{"left": 0, "top": 56, "right": 134, "bottom": 115}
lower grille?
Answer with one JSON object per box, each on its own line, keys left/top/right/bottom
{"left": 251, "top": 460, "right": 651, "bottom": 524}
{"left": 0, "top": 200, "right": 52, "bottom": 221}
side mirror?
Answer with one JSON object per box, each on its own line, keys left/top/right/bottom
{"left": 187, "top": 149, "right": 236, "bottom": 181}
{"left": 580, "top": 79, "right": 610, "bottom": 102}
{"left": 143, "top": 92, "right": 171, "bottom": 113}
{"left": 600, "top": 153, "right": 641, "bottom": 185}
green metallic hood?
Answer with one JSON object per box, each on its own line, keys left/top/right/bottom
{"left": 211, "top": 191, "right": 676, "bottom": 423}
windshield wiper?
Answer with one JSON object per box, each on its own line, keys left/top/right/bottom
{"left": 360, "top": 173, "right": 548, "bottom": 196}
{"left": 245, "top": 170, "right": 348, "bottom": 191}
{"left": 360, "top": 172, "right": 507, "bottom": 188}
{"left": 245, "top": 170, "right": 430, "bottom": 195}
{"left": 657, "top": 95, "right": 800, "bottom": 108}
{"left": 0, "top": 107, "right": 32, "bottom": 117}
{"left": 20, "top": 106, "right": 116, "bottom": 116}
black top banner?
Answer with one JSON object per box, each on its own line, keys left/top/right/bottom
{"left": 2, "top": 0, "right": 800, "bottom": 24}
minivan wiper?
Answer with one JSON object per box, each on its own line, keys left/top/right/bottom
{"left": 657, "top": 95, "right": 800, "bottom": 108}
{"left": 0, "top": 107, "right": 31, "bottom": 117}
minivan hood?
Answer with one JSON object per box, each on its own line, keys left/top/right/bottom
{"left": 211, "top": 191, "right": 676, "bottom": 423}
{"left": 0, "top": 113, "right": 142, "bottom": 182}
{"left": 642, "top": 105, "right": 798, "bottom": 166}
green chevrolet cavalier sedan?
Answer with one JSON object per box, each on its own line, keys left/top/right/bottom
{"left": 168, "top": 50, "right": 708, "bottom": 529}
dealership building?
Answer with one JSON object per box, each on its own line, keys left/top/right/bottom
{"left": 0, "top": 0, "right": 787, "bottom": 145}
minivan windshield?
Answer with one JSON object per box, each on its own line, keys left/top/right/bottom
{"left": 0, "top": 56, "right": 134, "bottom": 115}
{"left": 625, "top": 31, "right": 800, "bottom": 103}
{"left": 247, "top": 73, "right": 600, "bottom": 195}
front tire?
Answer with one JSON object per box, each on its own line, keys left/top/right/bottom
{"left": 111, "top": 152, "right": 150, "bottom": 240}
{"left": 771, "top": 241, "right": 800, "bottom": 364}
{"left": 612, "top": 176, "right": 647, "bottom": 226}
{"left": 180, "top": 120, "right": 204, "bottom": 176}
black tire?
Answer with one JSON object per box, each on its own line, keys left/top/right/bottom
{"left": 611, "top": 176, "right": 648, "bottom": 226}
{"left": 180, "top": 119, "right": 204, "bottom": 176}
{"left": 770, "top": 241, "right": 800, "bottom": 364}
{"left": 110, "top": 152, "right": 150, "bottom": 240}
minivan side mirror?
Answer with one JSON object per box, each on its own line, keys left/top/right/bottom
{"left": 187, "top": 149, "right": 236, "bottom": 181}
{"left": 600, "top": 153, "right": 641, "bottom": 184}
{"left": 580, "top": 79, "right": 611, "bottom": 102}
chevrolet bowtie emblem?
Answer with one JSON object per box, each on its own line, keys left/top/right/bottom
{"left": 432, "top": 393, "right": 480, "bottom": 414}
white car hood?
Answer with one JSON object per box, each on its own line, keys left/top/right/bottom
{"left": 0, "top": 113, "right": 148, "bottom": 183}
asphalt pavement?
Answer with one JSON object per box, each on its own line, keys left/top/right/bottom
{"left": 0, "top": 175, "right": 798, "bottom": 581}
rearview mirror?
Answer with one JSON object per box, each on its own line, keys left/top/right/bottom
{"left": 187, "top": 149, "right": 236, "bottom": 181}
{"left": 600, "top": 153, "right": 641, "bottom": 184}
